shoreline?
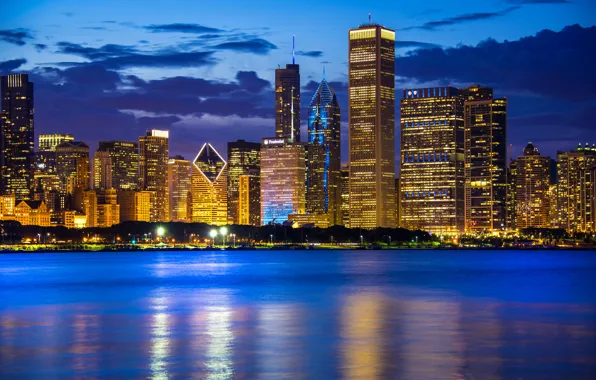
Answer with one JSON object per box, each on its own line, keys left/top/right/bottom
{"left": 1, "top": 244, "right": 592, "bottom": 254}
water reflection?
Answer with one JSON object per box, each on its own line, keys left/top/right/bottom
{"left": 341, "top": 291, "right": 383, "bottom": 379}
{"left": 150, "top": 289, "right": 170, "bottom": 380}
{"left": 205, "top": 295, "right": 234, "bottom": 380}
{"left": 0, "top": 251, "right": 595, "bottom": 379}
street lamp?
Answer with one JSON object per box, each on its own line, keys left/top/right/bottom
{"left": 220, "top": 227, "right": 228, "bottom": 246}
{"left": 209, "top": 229, "right": 217, "bottom": 246}
{"left": 270, "top": 234, "right": 274, "bottom": 245}
{"left": 360, "top": 235, "right": 363, "bottom": 245}
{"left": 230, "top": 233, "right": 236, "bottom": 248}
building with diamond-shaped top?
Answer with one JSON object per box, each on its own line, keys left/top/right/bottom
{"left": 189, "top": 143, "right": 228, "bottom": 225}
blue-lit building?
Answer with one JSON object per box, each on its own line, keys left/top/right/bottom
{"left": 307, "top": 77, "right": 341, "bottom": 225}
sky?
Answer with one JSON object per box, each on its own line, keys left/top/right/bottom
{"left": 1, "top": 0, "right": 596, "bottom": 164}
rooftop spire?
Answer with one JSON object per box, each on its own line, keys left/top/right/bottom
{"left": 322, "top": 66, "right": 326, "bottom": 81}
{"left": 292, "top": 35, "right": 295, "bottom": 64}
{"left": 368, "top": 13, "right": 371, "bottom": 23}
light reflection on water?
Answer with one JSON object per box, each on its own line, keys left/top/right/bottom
{"left": 1, "top": 250, "right": 595, "bottom": 379}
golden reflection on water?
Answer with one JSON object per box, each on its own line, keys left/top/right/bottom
{"left": 341, "top": 291, "right": 383, "bottom": 379}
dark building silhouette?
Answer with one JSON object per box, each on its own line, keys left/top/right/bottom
{"left": 97, "top": 140, "right": 139, "bottom": 190}
{"left": 1, "top": 74, "right": 34, "bottom": 200}
{"left": 462, "top": 85, "right": 508, "bottom": 233}
{"left": 275, "top": 43, "right": 300, "bottom": 142}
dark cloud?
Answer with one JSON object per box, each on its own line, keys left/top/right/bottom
{"left": 55, "top": 42, "right": 216, "bottom": 69}
{"left": 396, "top": 40, "right": 441, "bottom": 49}
{"left": 34, "top": 43, "right": 47, "bottom": 51}
{"left": 296, "top": 50, "right": 324, "bottom": 58}
{"left": 396, "top": 24, "right": 595, "bottom": 101}
{"left": 211, "top": 38, "right": 277, "bottom": 54}
{"left": 402, "top": 7, "right": 520, "bottom": 30}
{"left": 0, "top": 28, "right": 34, "bottom": 46}
{"left": 235, "top": 71, "right": 270, "bottom": 93}
{"left": 81, "top": 26, "right": 108, "bottom": 31}
{"left": 145, "top": 23, "right": 222, "bottom": 34}
{"left": 137, "top": 116, "right": 182, "bottom": 130}
{"left": 0, "top": 58, "right": 27, "bottom": 73}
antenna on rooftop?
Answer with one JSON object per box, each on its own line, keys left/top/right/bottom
{"left": 292, "top": 35, "right": 295, "bottom": 64}
{"left": 368, "top": 13, "right": 371, "bottom": 24}
{"left": 322, "top": 66, "right": 326, "bottom": 80}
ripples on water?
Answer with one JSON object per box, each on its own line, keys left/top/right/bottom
{"left": 1, "top": 250, "right": 595, "bottom": 379}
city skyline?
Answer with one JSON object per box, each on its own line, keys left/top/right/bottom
{"left": 1, "top": 1, "right": 595, "bottom": 163}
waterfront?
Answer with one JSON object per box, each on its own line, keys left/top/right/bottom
{"left": 1, "top": 250, "right": 595, "bottom": 379}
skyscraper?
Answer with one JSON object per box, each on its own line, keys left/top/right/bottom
{"left": 305, "top": 143, "right": 325, "bottom": 214}
{"left": 36, "top": 133, "right": 74, "bottom": 174}
{"left": 400, "top": 86, "right": 465, "bottom": 235}
{"left": 308, "top": 76, "right": 341, "bottom": 225}
{"left": 348, "top": 23, "right": 396, "bottom": 229}
{"left": 97, "top": 141, "right": 139, "bottom": 190}
{"left": 463, "top": 85, "right": 508, "bottom": 233}
{"left": 56, "top": 141, "right": 90, "bottom": 194}
{"left": 260, "top": 138, "right": 305, "bottom": 225}
{"left": 238, "top": 172, "right": 260, "bottom": 226}
{"left": 1, "top": 73, "right": 34, "bottom": 200}
{"left": 139, "top": 130, "right": 169, "bottom": 222}
{"left": 168, "top": 156, "right": 191, "bottom": 222}
{"left": 515, "top": 143, "right": 551, "bottom": 229}
{"left": 556, "top": 144, "right": 596, "bottom": 233}
{"left": 92, "top": 151, "right": 112, "bottom": 190}
{"left": 227, "top": 140, "right": 260, "bottom": 224}
{"left": 340, "top": 165, "right": 350, "bottom": 227}
{"left": 189, "top": 143, "right": 227, "bottom": 226}
{"left": 275, "top": 40, "right": 300, "bottom": 142}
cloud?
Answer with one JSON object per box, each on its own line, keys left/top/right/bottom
{"left": 0, "top": 28, "right": 34, "bottom": 46}
{"left": 395, "top": 24, "right": 596, "bottom": 101}
{"left": 55, "top": 42, "right": 216, "bottom": 69}
{"left": 0, "top": 58, "right": 27, "bottom": 73}
{"left": 211, "top": 38, "right": 277, "bottom": 54}
{"left": 136, "top": 115, "right": 182, "bottom": 130}
{"left": 34, "top": 43, "right": 47, "bottom": 51}
{"left": 402, "top": 7, "right": 520, "bottom": 30}
{"left": 396, "top": 40, "right": 441, "bottom": 49}
{"left": 145, "top": 23, "right": 222, "bottom": 34}
{"left": 81, "top": 26, "right": 108, "bottom": 31}
{"left": 296, "top": 50, "right": 324, "bottom": 58}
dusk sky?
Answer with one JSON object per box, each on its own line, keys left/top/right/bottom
{"left": 2, "top": 0, "right": 595, "bottom": 163}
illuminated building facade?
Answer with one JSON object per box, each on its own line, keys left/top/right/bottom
{"left": 97, "top": 188, "right": 120, "bottom": 227}
{"left": 238, "top": 172, "right": 260, "bottom": 226}
{"left": 97, "top": 141, "right": 139, "bottom": 190}
{"left": 348, "top": 24, "right": 396, "bottom": 229}
{"left": 556, "top": 144, "right": 596, "bottom": 232}
{"left": 227, "top": 140, "right": 260, "bottom": 224}
{"left": 463, "top": 85, "right": 508, "bottom": 233}
{"left": 400, "top": 86, "right": 465, "bottom": 234}
{"left": 506, "top": 161, "right": 517, "bottom": 229}
{"left": 189, "top": 143, "right": 227, "bottom": 226}
{"left": 308, "top": 77, "right": 341, "bottom": 225}
{"left": 1, "top": 73, "right": 34, "bottom": 200}
{"left": 37, "top": 133, "right": 74, "bottom": 174}
{"left": 288, "top": 213, "right": 330, "bottom": 228}
{"left": 14, "top": 200, "right": 51, "bottom": 226}
{"left": 275, "top": 58, "right": 300, "bottom": 142}
{"left": 92, "top": 151, "right": 112, "bottom": 190}
{"left": 260, "top": 138, "right": 305, "bottom": 225}
{"left": 167, "top": 156, "right": 191, "bottom": 222}
{"left": 514, "top": 143, "right": 551, "bottom": 229}
{"left": 139, "top": 130, "right": 169, "bottom": 222}
{"left": 56, "top": 141, "right": 90, "bottom": 194}
{"left": 395, "top": 177, "right": 400, "bottom": 228}
{"left": 117, "top": 190, "right": 151, "bottom": 222}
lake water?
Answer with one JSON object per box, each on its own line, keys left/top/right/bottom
{"left": 1, "top": 250, "right": 595, "bottom": 379}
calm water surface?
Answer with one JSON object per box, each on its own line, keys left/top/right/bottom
{"left": 1, "top": 250, "right": 595, "bottom": 379}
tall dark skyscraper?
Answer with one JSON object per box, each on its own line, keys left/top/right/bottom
{"left": 348, "top": 23, "right": 396, "bottom": 229}
{"left": 139, "top": 130, "right": 169, "bottom": 222}
{"left": 1, "top": 73, "right": 34, "bottom": 200}
{"left": 275, "top": 37, "right": 300, "bottom": 142}
{"left": 227, "top": 139, "right": 260, "bottom": 224}
{"left": 400, "top": 86, "right": 465, "bottom": 235}
{"left": 308, "top": 76, "right": 341, "bottom": 225}
{"left": 462, "top": 85, "right": 508, "bottom": 233}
